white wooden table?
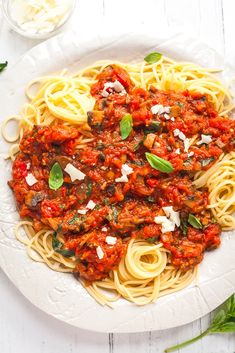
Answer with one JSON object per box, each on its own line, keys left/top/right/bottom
{"left": 0, "top": 1, "right": 235, "bottom": 352}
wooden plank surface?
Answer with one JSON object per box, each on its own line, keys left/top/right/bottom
{"left": 0, "top": 0, "right": 234, "bottom": 352}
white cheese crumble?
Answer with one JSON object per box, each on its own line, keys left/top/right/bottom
{"left": 115, "top": 163, "right": 134, "bottom": 183}
{"left": 151, "top": 104, "right": 170, "bottom": 115}
{"left": 188, "top": 151, "right": 194, "bottom": 157}
{"left": 121, "top": 164, "right": 134, "bottom": 176}
{"left": 175, "top": 148, "right": 180, "bottom": 154}
{"left": 25, "top": 173, "right": 38, "bottom": 186}
{"left": 101, "top": 227, "right": 108, "bottom": 232}
{"left": 77, "top": 209, "right": 88, "bottom": 215}
{"left": 162, "top": 206, "right": 180, "bottom": 227}
{"left": 184, "top": 138, "right": 190, "bottom": 153}
{"left": 105, "top": 236, "right": 117, "bottom": 245}
{"left": 173, "top": 129, "right": 180, "bottom": 137}
{"left": 86, "top": 200, "right": 96, "bottom": 210}
{"left": 154, "top": 206, "right": 180, "bottom": 233}
{"left": 115, "top": 175, "right": 129, "bottom": 183}
{"left": 154, "top": 216, "right": 175, "bottom": 233}
{"left": 77, "top": 200, "right": 96, "bottom": 214}
{"left": 26, "top": 162, "right": 31, "bottom": 170}
{"left": 179, "top": 131, "right": 185, "bottom": 140}
{"left": 96, "top": 246, "right": 104, "bottom": 260}
{"left": 197, "top": 134, "right": 212, "bottom": 145}
{"left": 173, "top": 129, "right": 190, "bottom": 152}
{"left": 101, "top": 80, "right": 126, "bottom": 97}
{"left": 164, "top": 113, "right": 170, "bottom": 120}
{"left": 64, "top": 163, "right": 86, "bottom": 182}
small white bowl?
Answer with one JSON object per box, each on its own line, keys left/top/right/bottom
{"left": 1, "top": 0, "right": 76, "bottom": 40}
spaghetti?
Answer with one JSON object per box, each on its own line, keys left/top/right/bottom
{"left": 194, "top": 152, "right": 235, "bottom": 230}
{"left": 2, "top": 54, "right": 235, "bottom": 306}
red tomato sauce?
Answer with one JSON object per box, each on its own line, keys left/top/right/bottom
{"left": 9, "top": 64, "right": 235, "bottom": 282}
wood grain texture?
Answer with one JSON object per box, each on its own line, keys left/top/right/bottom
{"left": 0, "top": 0, "right": 235, "bottom": 352}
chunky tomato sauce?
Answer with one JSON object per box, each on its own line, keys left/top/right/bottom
{"left": 9, "top": 65, "right": 235, "bottom": 282}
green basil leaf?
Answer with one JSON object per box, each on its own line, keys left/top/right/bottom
{"left": 145, "top": 152, "right": 174, "bottom": 173}
{"left": 0, "top": 61, "right": 8, "bottom": 73}
{"left": 211, "top": 322, "right": 235, "bottom": 333}
{"left": 120, "top": 114, "right": 133, "bottom": 140}
{"left": 49, "top": 162, "right": 64, "bottom": 190}
{"left": 226, "top": 294, "right": 235, "bottom": 315}
{"left": 144, "top": 52, "right": 162, "bottom": 64}
{"left": 188, "top": 214, "right": 203, "bottom": 229}
{"left": 211, "top": 310, "right": 227, "bottom": 327}
{"left": 180, "top": 220, "right": 188, "bottom": 236}
{"left": 200, "top": 157, "right": 215, "bottom": 167}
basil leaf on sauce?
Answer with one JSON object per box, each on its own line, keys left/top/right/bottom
{"left": 188, "top": 214, "right": 203, "bottom": 229}
{"left": 145, "top": 152, "right": 174, "bottom": 173}
{"left": 200, "top": 157, "right": 215, "bottom": 167}
{"left": 0, "top": 61, "right": 8, "bottom": 73}
{"left": 180, "top": 220, "right": 188, "bottom": 236}
{"left": 49, "top": 162, "right": 64, "bottom": 190}
{"left": 120, "top": 114, "right": 133, "bottom": 140}
{"left": 144, "top": 52, "right": 162, "bottom": 64}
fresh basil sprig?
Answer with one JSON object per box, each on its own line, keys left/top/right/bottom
{"left": 145, "top": 152, "right": 174, "bottom": 173}
{"left": 49, "top": 162, "right": 64, "bottom": 190}
{"left": 188, "top": 214, "right": 203, "bottom": 229}
{"left": 165, "top": 294, "right": 235, "bottom": 352}
{"left": 120, "top": 114, "right": 133, "bottom": 140}
{"left": 144, "top": 52, "right": 162, "bottom": 64}
{"left": 0, "top": 61, "right": 8, "bottom": 73}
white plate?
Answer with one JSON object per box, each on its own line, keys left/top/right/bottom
{"left": 0, "top": 28, "right": 235, "bottom": 333}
